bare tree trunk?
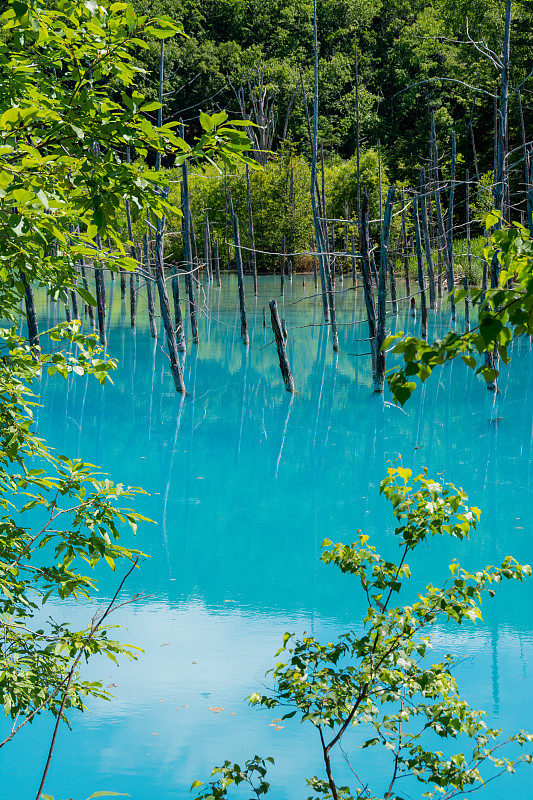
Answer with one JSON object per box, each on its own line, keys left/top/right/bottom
{"left": 20, "top": 271, "right": 40, "bottom": 351}
{"left": 373, "top": 185, "right": 395, "bottom": 392}
{"left": 246, "top": 164, "right": 258, "bottom": 295}
{"left": 419, "top": 168, "right": 436, "bottom": 309}
{"left": 155, "top": 218, "right": 186, "bottom": 392}
{"left": 413, "top": 197, "right": 428, "bottom": 340}
{"left": 142, "top": 234, "right": 157, "bottom": 339}
{"left": 232, "top": 214, "right": 249, "bottom": 346}
{"left": 270, "top": 299, "right": 295, "bottom": 392}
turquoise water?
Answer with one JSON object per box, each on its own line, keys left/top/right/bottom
{"left": 5, "top": 274, "right": 533, "bottom": 799}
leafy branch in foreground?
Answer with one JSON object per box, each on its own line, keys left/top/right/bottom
{"left": 194, "top": 465, "right": 533, "bottom": 800}
{"left": 386, "top": 214, "right": 533, "bottom": 405}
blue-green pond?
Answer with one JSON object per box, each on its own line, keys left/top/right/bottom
{"left": 5, "top": 274, "right": 533, "bottom": 800}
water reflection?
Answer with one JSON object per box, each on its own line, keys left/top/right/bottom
{"left": 6, "top": 275, "right": 533, "bottom": 800}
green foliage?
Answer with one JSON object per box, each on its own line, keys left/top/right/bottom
{"left": 167, "top": 150, "right": 314, "bottom": 271}
{"left": 387, "top": 214, "right": 533, "bottom": 405}
{"left": 327, "top": 150, "right": 387, "bottom": 224}
{"left": 194, "top": 465, "right": 533, "bottom": 800}
{"left": 191, "top": 756, "right": 274, "bottom": 800}
{"left": 131, "top": 0, "right": 533, "bottom": 181}
{"left": 0, "top": 0, "right": 255, "bottom": 779}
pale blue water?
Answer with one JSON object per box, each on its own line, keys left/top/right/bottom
{"left": 5, "top": 274, "right": 533, "bottom": 799}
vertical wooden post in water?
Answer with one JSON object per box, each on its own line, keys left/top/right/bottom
{"left": 204, "top": 216, "right": 212, "bottom": 282}
{"left": 360, "top": 191, "right": 377, "bottom": 379}
{"left": 78, "top": 254, "right": 95, "bottom": 328}
{"left": 232, "top": 213, "right": 249, "bottom": 346}
{"left": 142, "top": 234, "right": 158, "bottom": 339}
{"left": 350, "top": 230, "right": 357, "bottom": 289}
{"left": 269, "top": 299, "right": 295, "bottom": 392}
{"left": 94, "top": 234, "right": 107, "bottom": 346}
{"left": 400, "top": 190, "right": 411, "bottom": 297}
{"left": 125, "top": 146, "right": 137, "bottom": 328}
{"left": 213, "top": 240, "right": 221, "bottom": 288}
{"left": 430, "top": 111, "right": 451, "bottom": 308}
{"left": 155, "top": 218, "right": 186, "bottom": 392}
{"left": 446, "top": 130, "right": 457, "bottom": 321}
{"left": 246, "top": 164, "right": 258, "bottom": 295}
{"left": 493, "top": 0, "right": 512, "bottom": 232}
{"left": 419, "top": 168, "right": 436, "bottom": 309}
{"left": 526, "top": 153, "right": 533, "bottom": 236}
{"left": 170, "top": 263, "right": 186, "bottom": 352}
{"left": 280, "top": 233, "right": 285, "bottom": 296}
{"left": 373, "top": 185, "right": 395, "bottom": 392}
{"left": 224, "top": 168, "right": 231, "bottom": 270}
{"left": 464, "top": 275, "right": 470, "bottom": 332}
{"left": 70, "top": 288, "right": 79, "bottom": 321}
{"left": 320, "top": 142, "right": 329, "bottom": 253}
{"left": 344, "top": 201, "right": 350, "bottom": 280}
{"left": 20, "top": 271, "right": 40, "bottom": 351}
{"left": 354, "top": 31, "right": 362, "bottom": 227}
{"left": 310, "top": 0, "right": 332, "bottom": 330}
{"left": 518, "top": 90, "right": 528, "bottom": 228}
{"left": 331, "top": 223, "right": 337, "bottom": 285}
{"left": 312, "top": 236, "right": 318, "bottom": 289}
{"left": 181, "top": 139, "right": 199, "bottom": 345}
{"left": 412, "top": 197, "right": 428, "bottom": 340}
{"left": 466, "top": 169, "right": 472, "bottom": 283}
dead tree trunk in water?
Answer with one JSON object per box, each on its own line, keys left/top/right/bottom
{"left": 213, "top": 240, "right": 221, "bottom": 288}
{"left": 20, "top": 271, "right": 40, "bottom": 351}
{"left": 204, "top": 216, "right": 212, "bottom": 282}
{"left": 94, "top": 234, "right": 107, "bottom": 346}
{"left": 246, "top": 164, "right": 258, "bottom": 295}
{"left": 142, "top": 234, "right": 158, "bottom": 339}
{"left": 464, "top": 275, "right": 470, "bottom": 332}
{"left": 310, "top": 0, "right": 333, "bottom": 332}
{"left": 270, "top": 299, "right": 295, "bottom": 392}
{"left": 155, "top": 218, "right": 186, "bottom": 393}
{"left": 181, "top": 146, "right": 199, "bottom": 345}
{"left": 413, "top": 197, "right": 428, "bottom": 340}
{"left": 280, "top": 233, "right": 285, "bottom": 296}
{"left": 400, "top": 191, "right": 411, "bottom": 297}
{"left": 419, "top": 168, "right": 436, "bottom": 309}
{"left": 312, "top": 236, "right": 318, "bottom": 289}
{"left": 350, "top": 230, "right": 358, "bottom": 290}
{"left": 373, "top": 185, "right": 395, "bottom": 392}
{"left": 492, "top": 0, "right": 512, "bottom": 282}
{"left": 171, "top": 263, "right": 186, "bottom": 352}
{"left": 430, "top": 111, "right": 453, "bottom": 317}
{"left": 360, "top": 191, "right": 377, "bottom": 380}
{"left": 232, "top": 213, "right": 249, "bottom": 346}
{"left": 446, "top": 130, "right": 457, "bottom": 321}
{"left": 125, "top": 146, "right": 137, "bottom": 328}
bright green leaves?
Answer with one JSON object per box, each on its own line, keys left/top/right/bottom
{"left": 387, "top": 219, "right": 533, "bottom": 405}
{"left": 0, "top": 0, "right": 183, "bottom": 758}
{"left": 213, "top": 465, "right": 533, "bottom": 800}
{"left": 179, "top": 111, "right": 259, "bottom": 174}
{"left": 380, "top": 464, "right": 479, "bottom": 549}
{"left": 192, "top": 756, "right": 274, "bottom": 800}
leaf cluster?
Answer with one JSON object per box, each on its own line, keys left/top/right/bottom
{"left": 196, "top": 465, "right": 533, "bottom": 800}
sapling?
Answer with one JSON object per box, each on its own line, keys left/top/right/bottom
{"left": 193, "top": 465, "right": 533, "bottom": 800}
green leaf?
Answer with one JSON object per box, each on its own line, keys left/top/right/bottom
{"left": 77, "top": 286, "right": 98, "bottom": 306}
{"left": 87, "top": 793, "right": 130, "bottom": 798}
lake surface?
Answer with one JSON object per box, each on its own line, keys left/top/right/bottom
{"left": 5, "top": 273, "right": 533, "bottom": 800}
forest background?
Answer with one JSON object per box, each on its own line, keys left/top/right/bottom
{"left": 121, "top": 0, "right": 533, "bottom": 276}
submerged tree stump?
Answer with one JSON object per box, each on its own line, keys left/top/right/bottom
{"left": 269, "top": 299, "right": 295, "bottom": 392}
